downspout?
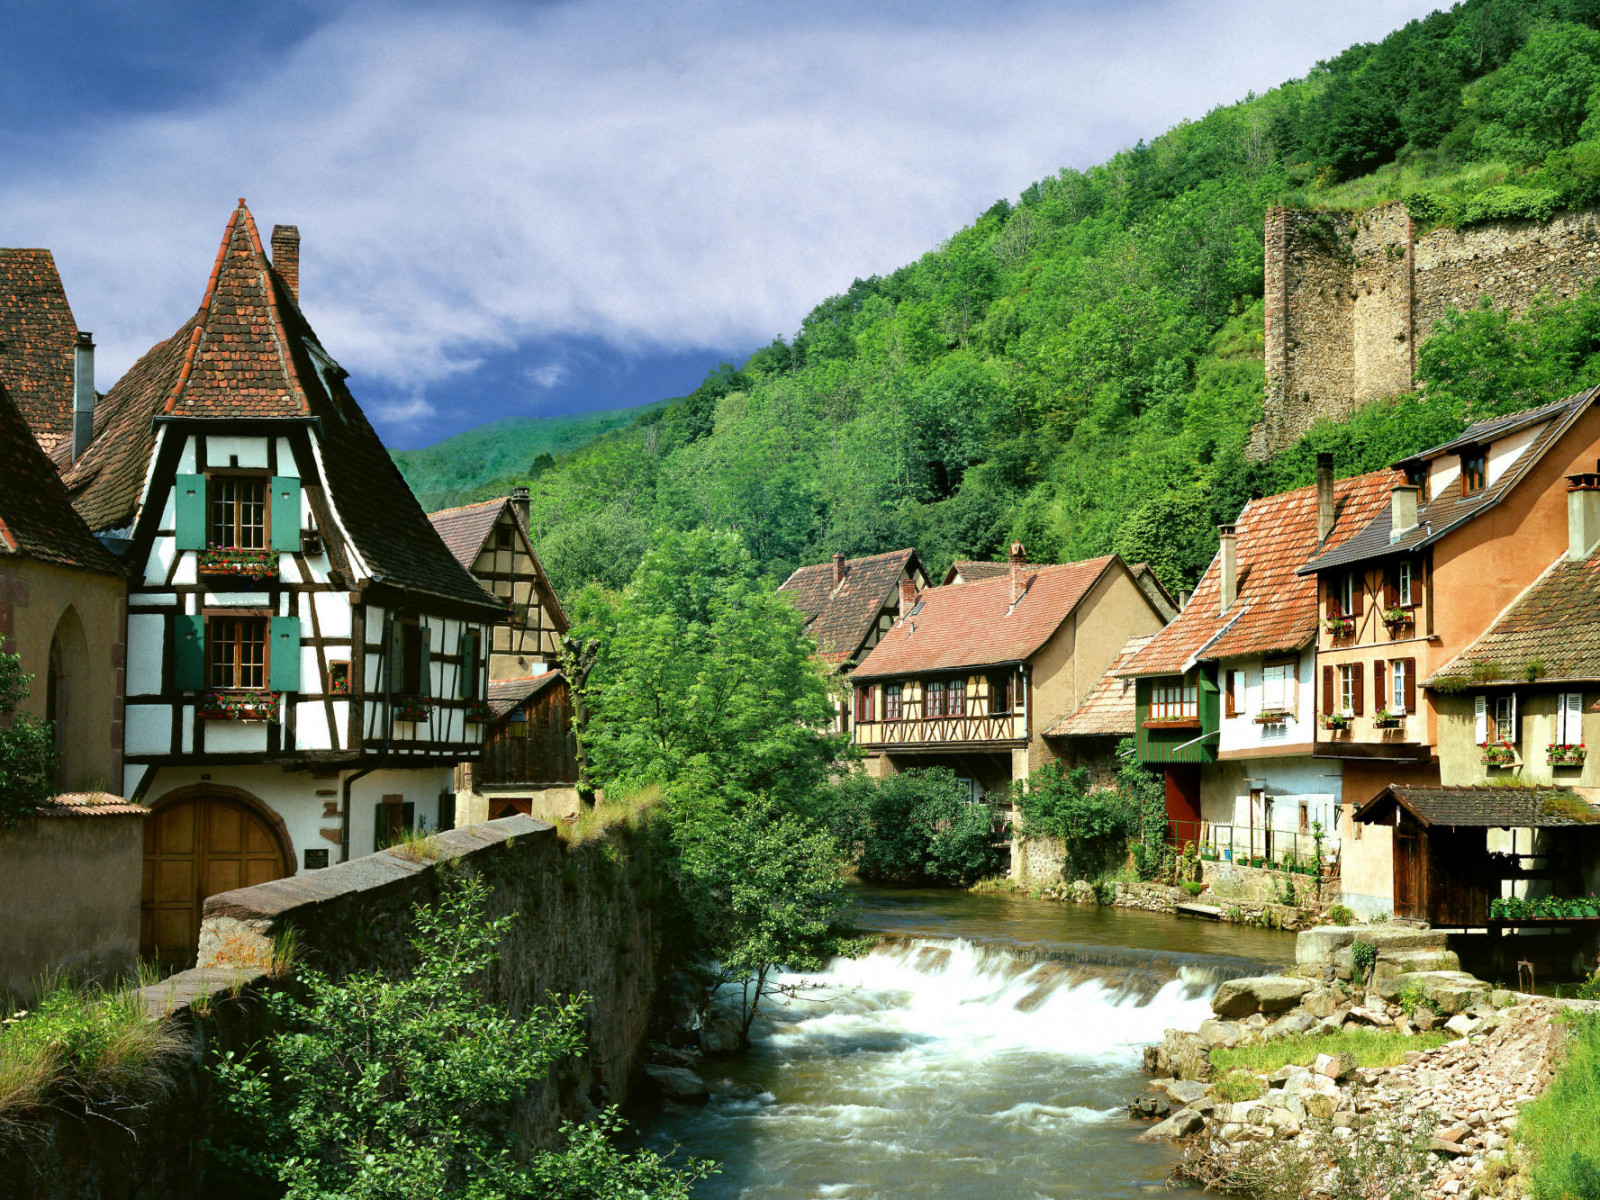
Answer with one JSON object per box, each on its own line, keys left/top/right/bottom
{"left": 340, "top": 766, "right": 376, "bottom": 864}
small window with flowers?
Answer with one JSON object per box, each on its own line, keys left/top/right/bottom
{"left": 200, "top": 475, "right": 275, "bottom": 579}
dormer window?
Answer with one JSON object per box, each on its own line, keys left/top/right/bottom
{"left": 1406, "top": 463, "right": 1430, "bottom": 504}
{"left": 210, "top": 475, "right": 267, "bottom": 548}
{"left": 1461, "top": 449, "right": 1486, "bottom": 495}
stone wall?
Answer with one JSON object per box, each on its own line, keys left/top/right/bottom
{"left": 1202, "top": 859, "right": 1342, "bottom": 910}
{"left": 1, "top": 814, "right": 664, "bottom": 1199}
{"left": 1251, "top": 202, "right": 1600, "bottom": 458}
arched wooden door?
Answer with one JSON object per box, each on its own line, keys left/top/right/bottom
{"left": 141, "top": 796, "right": 288, "bottom": 966}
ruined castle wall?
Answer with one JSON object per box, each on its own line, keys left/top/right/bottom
{"left": 1252, "top": 203, "right": 1600, "bottom": 459}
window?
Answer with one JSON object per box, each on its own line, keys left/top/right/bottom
{"left": 494, "top": 526, "right": 513, "bottom": 550}
{"left": 1558, "top": 692, "right": 1585, "bottom": 744}
{"left": 1396, "top": 561, "right": 1413, "bottom": 608}
{"left": 209, "top": 475, "right": 267, "bottom": 548}
{"left": 210, "top": 616, "right": 267, "bottom": 690}
{"left": 459, "top": 630, "right": 481, "bottom": 701}
{"left": 1462, "top": 450, "right": 1486, "bottom": 495}
{"left": 1336, "top": 664, "right": 1364, "bottom": 716}
{"left": 373, "top": 798, "right": 416, "bottom": 852}
{"left": 926, "top": 680, "right": 946, "bottom": 719}
{"left": 1388, "top": 658, "right": 1415, "bottom": 713}
{"left": 1476, "top": 693, "right": 1518, "bottom": 744}
{"left": 854, "top": 685, "right": 874, "bottom": 724}
{"left": 947, "top": 678, "right": 965, "bottom": 717}
{"left": 885, "top": 683, "right": 903, "bottom": 721}
{"left": 1224, "top": 670, "right": 1240, "bottom": 718}
{"left": 1338, "top": 573, "right": 1356, "bottom": 616}
{"left": 1261, "top": 660, "right": 1294, "bottom": 712}
{"left": 989, "top": 673, "right": 1012, "bottom": 716}
{"left": 1150, "top": 676, "right": 1198, "bottom": 720}
{"left": 399, "top": 623, "right": 423, "bottom": 694}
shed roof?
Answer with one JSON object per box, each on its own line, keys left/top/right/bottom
{"left": 1121, "top": 469, "right": 1398, "bottom": 677}
{"left": 1045, "top": 633, "right": 1154, "bottom": 738}
{"left": 778, "top": 549, "right": 921, "bottom": 666}
{"left": 487, "top": 672, "right": 565, "bottom": 718}
{"left": 852, "top": 555, "right": 1120, "bottom": 680}
{"left": 32, "top": 792, "right": 148, "bottom": 818}
{"left": 0, "top": 248, "right": 77, "bottom": 454}
{"left": 1355, "top": 785, "right": 1600, "bottom": 828}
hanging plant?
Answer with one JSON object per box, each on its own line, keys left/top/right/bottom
{"left": 1253, "top": 710, "right": 1292, "bottom": 726}
{"left": 1382, "top": 606, "right": 1414, "bottom": 630}
{"left": 1320, "top": 713, "right": 1350, "bottom": 731}
{"left": 1548, "top": 742, "right": 1587, "bottom": 767}
{"left": 1324, "top": 616, "right": 1355, "bottom": 638}
{"left": 394, "top": 695, "right": 432, "bottom": 723}
{"left": 1373, "top": 709, "right": 1403, "bottom": 729}
{"left": 465, "top": 699, "right": 492, "bottom": 724}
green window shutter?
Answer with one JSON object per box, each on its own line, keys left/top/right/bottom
{"left": 270, "top": 476, "right": 302, "bottom": 552}
{"left": 269, "top": 616, "right": 302, "bottom": 692}
{"left": 460, "top": 630, "right": 479, "bottom": 699}
{"left": 389, "top": 620, "right": 405, "bottom": 693}
{"left": 174, "top": 614, "right": 205, "bottom": 690}
{"left": 173, "top": 474, "right": 206, "bottom": 550}
{"left": 419, "top": 624, "right": 432, "bottom": 698}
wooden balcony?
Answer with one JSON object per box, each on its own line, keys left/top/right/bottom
{"left": 854, "top": 713, "right": 1025, "bottom": 749}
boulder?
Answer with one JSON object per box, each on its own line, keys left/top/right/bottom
{"left": 643, "top": 1065, "right": 709, "bottom": 1101}
{"left": 1413, "top": 1006, "right": 1438, "bottom": 1032}
{"left": 1197, "top": 1018, "right": 1242, "bottom": 1048}
{"left": 699, "top": 1016, "right": 743, "bottom": 1056}
{"left": 1489, "top": 989, "right": 1518, "bottom": 1009}
{"left": 1131, "top": 1089, "right": 1172, "bottom": 1120}
{"left": 1150, "top": 1029, "right": 1213, "bottom": 1080}
{"left": 1296, "top": 925, "right": 1449, "bottom": 969}
{"left": 1164, "top": 1079, "right": 1209, "bottom": 1107}
{"left": 1137, "top": 1108, "right": 1205, "bottom": 1142}
{"left": 1266, "top": 1011, "right": 1317, "bottom": 1040}
{"left": 1345, "top": 1006, "right": 1391, "bottom": 1027}
{"left": 1301, "top": 987, "right": 1338, "bottom": 1019}
{"left": 1212, "top": 976, "right": 1313, "bottom": 1018}
{"left": 1303, "top": 1093, "right": 1336, "bottom": 1121}
{"left": 1445, "top": 1013, "right": 1481, "bottom": 1039}
{"left": 1314, "top": 1051, "right": 1357, "bottom": 1081}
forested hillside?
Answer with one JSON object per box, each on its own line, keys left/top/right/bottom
{"left": 496, "top": 0, "right": 1600, "bottom": 597}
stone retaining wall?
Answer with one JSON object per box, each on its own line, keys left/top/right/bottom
{"left": 0, "top": 815, "right": 664, "bottom": 1200}
{"left": 1202, "top": 859, "right": 1342, "bottom": 909}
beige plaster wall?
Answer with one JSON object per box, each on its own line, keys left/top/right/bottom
{"left": 1435, "top": 690, "right": 1600, "bottom": 787}
{"left": 0, "top": 812, "right": 145, "bottom": 1003}
{"left": 1338, "top": 800, "right": 1394, "bottom": 919}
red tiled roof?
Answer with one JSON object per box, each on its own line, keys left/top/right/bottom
{"left": 853, "top": 556, "right": 1118, "bottom": 679}
{"left": 427, "top": 496, "right": 569, "bottom": 632}
{"left": 63, "top": 201, "right": 501, "bottom": 615}
{"left": 1121, "top": 469, "right": 1400, "bottom": 677}
{"left": 0, "top": 249, "right": 76, "bottom": 454}
{"left": 943, "top": 560, "right": 1010, "bottom": 585}
{"left": 779, "top": 549, "right": 921, "bottom": 666}
{"left": 0, "top": 379, "right": 122, "bottom": 576}
{"left": 1045, "top": 633, "right": 1154, "bottom": 738}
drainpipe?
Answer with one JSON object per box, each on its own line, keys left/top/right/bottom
{"left": 340, "top": 766, "right": 377, "bottom": 864}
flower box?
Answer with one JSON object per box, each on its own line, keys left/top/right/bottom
{"left": 1254, "top": 710, "right": 1292, "bottom": 726}
{"left": 1141, "top": 717, "right": 1200, "bottom": 730}
{"left": 327, "top": 661, "right": 351, "bottom": 696}
{"left": 1382, "top": 607, "right": 1414, "bottom": 631}
{"left": 199, "top": 690, "right": 279, "bottom": 722}
{"left": 394, "top": 695, "right": 432, "bottom": 723}
{"left": 1548, "top": 743, "right": 1588, "bottom": 768}
{"left": 1491, "top": 894, "right": 1600, "bottom": 921}
{"left": 198, "top": 545, "right": 277, "bottom": 581}
{"left": 465, "top": 699, "right": 492, "bottom": 724}
{"left": 1319, "top": 713, "right": 1350, "bottom": 731}
{"left": 1324, "top": 616, "right": 1355, "bottom": 638}
{"left": 1481, "top": 741, "right": 1517, "bottom": 766}
{"left": 1372, "top": 710, "right": 1403, "bottom": 729}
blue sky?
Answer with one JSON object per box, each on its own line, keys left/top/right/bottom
{"left": 2, "top": 0, "right": 1441, "bottom": 450}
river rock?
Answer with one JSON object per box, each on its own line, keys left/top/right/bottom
{"left": 700, "top": 1016, "right": 743, "bottom": 1056}
{"left": 1297, "top": 925, "right": 1451, "bottom": 970}
{"left": 1490, "top": 989, "right": 1518, "bottom": 1009}
{"left": 1445, "top": 1013, "right": 1480, "bottom": 1039}
{"left": 1314, "top": 1051, "right": 1357, "bottom": 1081}
{"left": 1301, "top": 986, "right": 1337, "bottom": 1019}
{"left": 1137, "top": 1107, "right": 1204, "bottom": 1141}
{"left": 1267, "top": 1011, "right": 1317, "bottom": 1039}
{"left": 643, "top": 1065, "right": 709, "bottom": 1101}
{"left": 1149, "top": 1029, "right": 1212, "bottom": 1080}
{"left": 1130, "top": 1088, "right": 1172, "bottom": 1119}
{"left": 1197, "top": 1018, "right": 1241, "bottom": 1048}
{"left": 1069, "top": 880, "right": 1096, "bottom": 904}
{"left": 1413, "top": 1006, "right": 1438, "bottom": 1032}
{"left": 1211, "top": 975, "right": 1313, "bottom": 1018}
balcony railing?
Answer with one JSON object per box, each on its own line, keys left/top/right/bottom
{"left": 854, "top": 713, "right": 1025, "bottom": 747}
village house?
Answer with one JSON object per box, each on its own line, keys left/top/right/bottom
{"left": 1301, "top": 389, "right": 1600, "bottom": 917}
{"left": 1039, "top": 632, "right": 1154, "bottom": 786}
{"left": 849, "top": 545, "right": 1169, "bottom": 810}
{"left": 946, "top": 559, "right": 1180, "bottom": 622}
{"left": 1117, "top": 458, "right": 1396, "bottom": 867}
{"left": 58, "top": 202, "right": 505, "bottom": 963}
{"left": 428, "top": 490, "right": 579, "bottom": 822}
{"left": 0, "top": 248, "right": 81, "bottom": 458}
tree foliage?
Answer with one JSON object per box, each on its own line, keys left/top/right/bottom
{"left": 816, "top": 768, "right": 1003, "bottom": 887}
{"left": 214, "top": 875, "right": 713, "bottom": 1199}
{"left": 0, "top": 638, "right": 55, "bottom": 825}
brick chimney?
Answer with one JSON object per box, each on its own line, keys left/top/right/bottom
{"left": 833, "top": 552, "right": 848, "bottom": 587}
{"left": 510, "top": 484, "right": 530, "bottom": 528}
{"left": 1568, "top": 473, "right": 1600, "bottom": 561}
{"left": 1316, "top": 452, "right": 1335, "bottom": 543}
{"left": 899, "top": 577, "right": 917, "bottom": 610}
{"left": 71, "top": 331, "right": 94, "bottom": 463}
{"left": 1009, "top": 541, "right": 1028, "bottom": 606}
{"left": 271, "top": 224, "right": 300, "bottom": 304}
{"left": 1218, "top": 524, "right": 1238, "bottom": 614}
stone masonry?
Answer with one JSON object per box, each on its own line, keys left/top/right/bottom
{"left": 1251, "top": 202, "right": 1600, "bottom": 458}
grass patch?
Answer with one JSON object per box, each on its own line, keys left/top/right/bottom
{"left": 556, "top": 785, "right": 659, "bottom": 846}
{"left": 1518, "top": 1013, "right": 1600, "bottom": 1200}
{"left": 1540, "top": 794, "right": 1600, "bottom": 825}
{"left": 0, "top": 976, "right": 184, "bottom": 1139}
{"left": 1210, "top": 1069, "right": 1263, "bottom": 1103}
{"left": 1211, "top": 1028, "right": 1453, "bottom": 1076}
{"left": 387, "top": 825, "right": 446, "bottom": 863}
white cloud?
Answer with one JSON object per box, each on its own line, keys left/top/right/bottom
{"left": 3, "top": 0, "right": 1442, "bottom": 394}
{"left": 524, "top": 359, "right": 570, "bottom": 390}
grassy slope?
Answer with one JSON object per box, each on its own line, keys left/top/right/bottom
{"left": 394, "top": 401, "right": 668, "bottom": 512}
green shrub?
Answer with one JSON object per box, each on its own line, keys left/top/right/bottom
{"left": 1012, "top": 762, "right": 1133, "bottom": 882}
{"left": 817, "top": 768, "right": 1002, "bottom": 887}
{"left": 1518, "top": 1013, "right": 1600, "bottom": 1200}
{"left": 1096, "top": 880, "right": 1119, "bottom": 906}
{"left": 1326, "top": 904, "right": 1355, "bottom": 926}
{"left": 1458, "top": 185, "right": 1563, "bottom": 226}
{"left": 1352, "top": 938, "right": 1378, "bottom": 982}
{"left": 1182, "top": 880, "right": 1205, "bottom": 897}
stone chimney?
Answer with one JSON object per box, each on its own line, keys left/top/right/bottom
{"left": 1389, "top": 483, "right": 1419, "bottom": 541}
{"left": 1568, "top": 474, "right": 1600, "bottom": 561}
{"left": 271, "top": 224, "right": 300, "bottom": 304}
{"left": 1009, "top": 541, "right": 1028, "bottom": 606}
{"left": 1316, "top": 452, "right": 1335, "bottom": 543}
{"left": 72, "top": 331, "right": 94, "bottom": 463}
{"left": 1218, "top": 524, "right": 1238, "bottom": 614}
{"left": 899, "top": 578, "right": 918, "bottom": 609}
{"left": 833, "top": 552, "right": 848, "bottom": 587}
{"left": 1177, "top": 590, "right": 1191, "bottom": 610}
{"left": 510, "top": 484, "right": 530, "bottom": 528}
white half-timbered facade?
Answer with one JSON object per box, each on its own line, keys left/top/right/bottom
{"left": 62, "top": 204, "right": 505, "bottom": 958}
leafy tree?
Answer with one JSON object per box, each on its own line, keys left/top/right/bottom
{"left": 0, "top": 638, "right": 55, "bottom": 825}
{"left": 575, "top": 529, "right": 844, "bottom": 809}
{"left": 817, "top": 768, "right": 1002, "bottom": 886}
{"left": 214, "top": 875, "right": 713, "bottom": 1198}
{"left": 671, "top": 795, "right": 868, "bottom": 1046}
{"left": 1470, "top": 21, "right": 1600, "bottom": 162}
{"left": 1011, "top": 762, "right": 1133, "bottom": 881}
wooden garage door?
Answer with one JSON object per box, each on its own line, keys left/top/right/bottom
{"left": 141, "top": 797, "right": 287, "bottom": 966}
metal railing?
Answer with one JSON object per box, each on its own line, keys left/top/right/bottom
{"left": 1161, "top": 819, "right": 1338, "bottom": 872}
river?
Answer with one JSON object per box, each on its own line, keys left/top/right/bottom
{"left": 640, "top": 886, "right": 1294, "bottom": 1199}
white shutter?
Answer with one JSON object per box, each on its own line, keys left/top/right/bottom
{"left": 1565, "top": 692, "right": 1586, "bottom": 746}
{"left": 1510, "top": 692, "right": 1518, "bottom": 743}
{"left": 1475, "top": 695, "right": 1488, "bottom": 746}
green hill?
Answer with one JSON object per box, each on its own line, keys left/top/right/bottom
{"left": 441, "top": 0, "right": 1600, "bottom": 598}
{"left": 393, "top": 402, "right": 668, "bottom": 512}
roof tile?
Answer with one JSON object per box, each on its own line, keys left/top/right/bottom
{"left": 1045, "top": 633, "right": 1154, "bottom": 738}
{"left": 779, "top": 550, "right": 921, "bottom": 665}
{"left": 1358, "top": 785, "right": 1600, "bottom": 828}
{"left": 0, "top": 249, "right": 76, "bottom": 453}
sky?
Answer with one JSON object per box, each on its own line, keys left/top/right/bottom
{"left": 1, "top": 0, "right": 1444, "bottom": 450}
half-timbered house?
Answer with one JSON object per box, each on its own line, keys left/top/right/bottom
{"left": 60, "top": 202, "right": 505, "bottom": 962}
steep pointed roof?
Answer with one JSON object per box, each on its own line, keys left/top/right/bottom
{"left": 64, "top": 201, "right": 500, "bottom": 615}
{"left": 428, "top": 495, "right": 569, "bottom": 632}
{"left": 778, "top": 549, "right": 923, "bottom": 666}
{"left": 0, "top": 248, "right": 77, "bottom": 454}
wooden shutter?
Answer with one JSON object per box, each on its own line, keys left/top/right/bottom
{"left": 1324, "top": 589, "right": 1337, "bottom": 619}
{"left": 1322, "top": 665, "right": 1334, "bottom": 714}
{"left": 389, "top": 620, "right": 406, "bottom": 694}
{"left": 1403, "top": 658, "right": 1417, "bottom": 714}
{"left": 1350, "top": 662, "right": 1364, "bottom": 715}
{"left": 1560, "top": 692, "right": 1584, "bottom": 744}
{"left": 269, "top": 476, "right": 302, "bottom": 552}
{"left": 1225, "top": 670, "right": 1238, "bottom": 718}
{"left": 460, "top": 630, "right": 480, "bottom": 700}
{"left": 1474, "top": 695, "right": 1488, "bottom": 745}
{"left": 1509, "top": 692, "right": 1518, "bottom": 742}
{"left": 1350, "top": 575, "right": 1364, "bottom": 617}
{"left": 173, "top": 474, "right": 206, "bottom": 550}
{"left": 1374, "top": 662, "right": 1386, "bottom": 711}
{"left": 419, "top": 623, "right": 432, "bottom": 698}
{"left": 267, "top": 616, "right": 301, "bottom": 692}
{"left": 1383, "top": 568, "right": 1397, "bottom": 608}
{"left": 174, "top": 614, "right": 205, "bottom": 690}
